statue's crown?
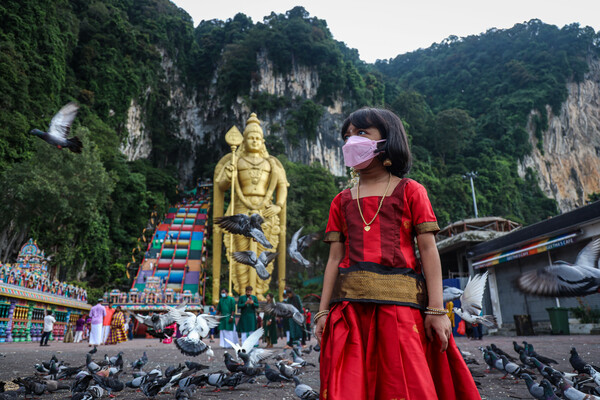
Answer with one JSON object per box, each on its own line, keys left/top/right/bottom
{"left": 243, "top": 113, "right": 263, "bottom": 138}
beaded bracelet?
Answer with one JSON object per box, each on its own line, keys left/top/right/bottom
{"left": 314, "top": 310, "right": 329, "bottom": 323}
{"left": 426, "top": 306, "right": 447, "bottom": 314}
{"left": 424, "top": 310, "right": 448, "bottom": 315}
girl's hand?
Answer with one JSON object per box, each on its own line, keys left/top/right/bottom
{"left": 424, "top": 314, "right": 452, "bottom": 352}
{"left": 315, "top": 317, "right": 326, "bottom": 345}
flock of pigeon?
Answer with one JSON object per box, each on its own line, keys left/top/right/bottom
{"left": 0, "top": 327, "right": 319, "bottom": 399}
{"left": 215, "top": 213, "right": 319, "bottom": 280}
{"left": 480, "top": 341, "right": 600, "bottom": 399}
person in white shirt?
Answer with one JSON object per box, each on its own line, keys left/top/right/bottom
{"left": 41, "top": 310, "right": 56, "bottom": 347}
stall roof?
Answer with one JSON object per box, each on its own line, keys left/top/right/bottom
{"left": 466, "top": 201, "right": 600, "bottom": 260}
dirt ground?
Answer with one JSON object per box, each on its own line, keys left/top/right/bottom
{"left": 0, "top": 334, "right": 599, "bottom": 399}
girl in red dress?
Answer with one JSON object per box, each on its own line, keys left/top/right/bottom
{"left": 315, "top": 108, "right": 481, "bottom": 400}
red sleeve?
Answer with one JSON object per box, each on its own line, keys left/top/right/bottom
{"left": 324, "top": 192, "right": 345, "bottom": 243}
{"left": 406, "top": 180, "right": 440, "bottom": 235}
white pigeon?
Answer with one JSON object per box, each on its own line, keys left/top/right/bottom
{"left": 518, "top": 237, "right": 600, "bottom": 297}
{"left": 225, "top": 327, "right": 272, "bottom": 367}
{"left": 168, "top": 308, "right": 221, "bottom": 356}
{"left": 452, "top": 271, "right": 498, "bottom": 328}
{"left": 443, "top": 286, "right": 464, "bottom": 303}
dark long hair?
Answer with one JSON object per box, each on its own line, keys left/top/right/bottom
{"left": 341, "top": 108, "right": 412, "bottom": 177}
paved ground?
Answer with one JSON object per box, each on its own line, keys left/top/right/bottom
{"left": 0, "top": 334, "right": 599, "bottom": 399}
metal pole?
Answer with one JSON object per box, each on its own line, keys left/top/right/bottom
{"left": 228, "top": 146, "right": 238, "bottom": 297}
{"left": 469, "top": 175, "right": 478, "bottom": 218}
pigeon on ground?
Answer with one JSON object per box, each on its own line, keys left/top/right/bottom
{"left": 108, "top": 352, "right": 123, "bottom": 369}
{"left": 86, "top": 354, "right": 101, "bottom": 374}
{"left": 522, "top": 373, "right": 544, "bottom": 400}
{"left": 491, "top": 343, "right": 517, "bottom": 362}
{"left": 206, "top": 372, "right": 228, "bottom": 392}
{"left": 90, "top": 373, "right": 124, "bottom": 396}
{"left": 277, "top": 361, "right": 300, "bottom": 379}
{"left": 288, "top": 227, "right": 319, "bottom": 267}
{"left": 232, "top": 250, "right": 278, "bottom": 280}
{"left": 570, "top": 347, "right": 600, "bottom": 373}
{"left": 513, "top": 341, "right": 526, "bottom": 355}
{"left": 125, "top": 372, "right": 159, "bottom": 389}
{"left": 524, "top": 343, "right": 557, "bottom": 365}
{"left": 183, "top": 361, "right": 209, "bottom": 372}
{"left": 291, "top": 351, "right": 316, "bottom": 368}
{"left": 452, "top": 271, "right": 498, "bottom": 328}
{"left": 215, "top": 213, "right": 273, "bottom": 249}
{"left": 224, "top": 352, "right": 244, "bottom": 373}
{"left": 556, "top": 376, "right": 600, "bottom": 400}
{"left": 167, "top": 308, "right": 221, "bottom": 356}
{"left": 88, "top": 346, "right": 97, "bottom": 355}
{"left": 30, "top": 102, "right": 83, "bottom": 153}
{"left": 518, "top": 237, "right": 600, "bottom": 297}
{"left": 264, "top": 364, "right": 292, "bottom": 386}
{"left": 175, "top": 384, "right": 196, "bottom": 400}
{"left": 585, "top": 365, "right": 600, "bottom": 387}
{"left": 131, "top": 352, "right": 147, "bottom": 371}
{"left": 539, "top": 379, "right": 562, "bottom": 400}
{"left": 293, "top": 376, "right": 319, "bottom": 399}
{"left": 71, "top": 373, "right": 93, "bottom": 393}
{"left": 262, "top": 301, "right": 305, "bottom": 326}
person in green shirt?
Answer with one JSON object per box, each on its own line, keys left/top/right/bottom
{"left": 217, "top": 288, "right": 237, "bottom": 348}
{"left": 238, "top": 285, "right": 259, "bottom": 343}
{"left": 263, "top": 293, "right": 278, "bottom": 348}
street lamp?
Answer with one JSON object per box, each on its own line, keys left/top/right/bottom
{"left": 463, "top": 171, "right": 479, "bottom": 218}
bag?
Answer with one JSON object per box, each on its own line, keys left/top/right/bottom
{"left": 456, "top": 320, "right": 466, "bottom": 336}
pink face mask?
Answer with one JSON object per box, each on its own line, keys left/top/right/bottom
{"left": 342, "top": 135, "right": 386, "bottom": 169}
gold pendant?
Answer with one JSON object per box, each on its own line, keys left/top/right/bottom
{"left": 364, "top": 225, "right": 371, "bottom": 232}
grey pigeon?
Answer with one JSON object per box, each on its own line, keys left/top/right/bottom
{"left": 522, "top": 373, "right": 544, "bottom": 399}
{"left": 443, "top": 286, "right": 464, "bottom": 303}
{"left": 263, "top": 301, "right": 305, "bottom": 326}
{"left": 518, "top": 237, "right": 600, "bottom": 297}
{"left": 539, "top": 379, "right": 561, "bottom": 400}
{"left": 30, "top": 102, "right": 83, "bottom": 153}
{"left": 293, "top": 376, "right": 319, "bottom": 399}
{"left": 206, "top": 372, "right": 228, "bottom": 391}
{"left": 288, "top": 227, "right": 319, "bottom": 267}
{"left": 215, "top": 213, "right": 273, "bottom": 248}
{"left": 131, "top": 351, "right": 147, "bottom": 370}
{"left": 264, "top": 364, "right": 292, "bottom": 386}
{"left": 233, "top": 250, "right": 278, "bottom": 280}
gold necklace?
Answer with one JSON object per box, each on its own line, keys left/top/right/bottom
{"left": 356, "top": 173, "right": 392, "bottom": 231}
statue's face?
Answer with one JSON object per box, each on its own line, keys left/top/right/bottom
{"left": 245, "top": 132, "right": 263, "bottom": 153}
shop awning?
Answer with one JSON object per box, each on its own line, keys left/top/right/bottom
{"left": 472, "top": 232, "right": 578, "bottom": 269}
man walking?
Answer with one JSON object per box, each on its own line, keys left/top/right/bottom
{"left": 40, "top": 310, "right": 55, "bottom": 347}
{"left": 102, "top": 302, "right": 114, "bottom": 344}
{"left": 89, "top": 299, "right": 106, "bottom": 347}
{"left": 238, "top": 286, "right": 259, "bottom": 343}
{"left": 217, "top": 288, "right": 237, "bottom": 348}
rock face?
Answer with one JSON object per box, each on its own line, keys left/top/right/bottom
{"left": 519, "top": 57, "right": 600, "bottom": 212}
{"left": 121, "top": 49, "right": 347, "bottom": 183}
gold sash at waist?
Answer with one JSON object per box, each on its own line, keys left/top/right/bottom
{"left": 330, "top": 264, "right": 428, "bottom": 309}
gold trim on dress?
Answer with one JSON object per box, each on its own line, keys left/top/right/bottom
{"left": 415, "top": 221, "right": 440, "bottom": 235}
{"left": 331, "top": 270, "right": 427, "bottom": 308}
{"left": 324, "top": 231, "right": 345, "bottom": 243}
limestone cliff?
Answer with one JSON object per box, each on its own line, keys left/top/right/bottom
{"left": 519, "top": 57, "right": 600, "bottom": 212}
{"left": 121, "top": 49, "right": 347, "bottom": 182}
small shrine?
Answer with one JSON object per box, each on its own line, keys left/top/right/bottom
{"left": 0, "top": 239, "right": 90, "bottom": 344}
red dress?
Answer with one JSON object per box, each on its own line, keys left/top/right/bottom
{"left": 320, "top": 178, "right": 481, "bottom": 400}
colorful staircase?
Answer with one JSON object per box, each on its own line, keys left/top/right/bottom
{"left": 132, "top": 200, "right": 209, "bottom": 299}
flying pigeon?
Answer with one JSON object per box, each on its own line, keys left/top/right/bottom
{"left": 215, "top": 213, "right": 273, "bottom": 249}
{"left": 225, "top": 328, "right": 273, "bottom": 367}
{"left": 30, "top": 102, "right": 83, "bottom": 153}
{"left": 262, "top": 301, "right": 305, "bottom": 326}
{"left": 518, "top": 237, "right": 600, "bottom": 297}
{"left": 167, "top": 308, "right": 221, "bottom": 356}
{"left": 232, "top": 250, "right": 278, "bottom": 280}
{"left": 452, "top": 271, "right": 498, "bottom": 328}
{"left": 288, "top": 227, "right": 319, "bottom": 267}
{"left": 443, "top": 286, "right": 464, "bottom": 303}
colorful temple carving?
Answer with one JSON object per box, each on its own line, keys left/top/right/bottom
{"left": 0, "top": 239, "right": 90, "bottom": 343}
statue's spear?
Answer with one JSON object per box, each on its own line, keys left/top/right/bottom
{"left": 224, "top": 126, "right": 243, "bottom": 296}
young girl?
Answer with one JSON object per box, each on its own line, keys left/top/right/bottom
{"left": 315, "top": 108, "right": 480, "bottom": 399}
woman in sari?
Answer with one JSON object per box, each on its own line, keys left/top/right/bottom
{"left": 263, "top": 293, "right": 278, "bottom": 348}
{"left": 106, "top": 306, "right": 127, "bottom": 345}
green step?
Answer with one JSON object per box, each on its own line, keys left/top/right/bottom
{"left": 173, "top": 218, "right": 184, "bottom": 224}
{"left": 190, "top": 241, "right": 203, "bottom": 250}
{"left": 184, "top": 218, "right": 195, "bottom": 225}
{"left": 182, "top": 284, "right": 198, "bottom": 294}
{"left": 175, "top": 249, "right": 188, "bottom": 259}
{"left": 161, "top": 249, "right": 174, "bottom": 258}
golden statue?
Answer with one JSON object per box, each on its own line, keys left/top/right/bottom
{"left": 212, "top": 113, "right": 288, "bottom": 302}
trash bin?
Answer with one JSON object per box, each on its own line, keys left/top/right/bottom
{"left": 546, "top": 307, "right": 570, "bottom": 335}
{"left": 514, "top": 314, "right": 535, "bottom": 336}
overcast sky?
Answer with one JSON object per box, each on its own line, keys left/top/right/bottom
{"left": 171, "top": 0, "right": 600, "bottom": 63}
